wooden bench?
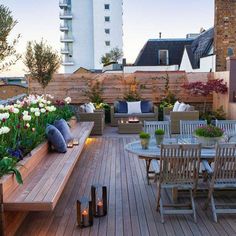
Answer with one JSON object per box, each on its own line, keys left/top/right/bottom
{"left": 1, "top": 122, "right": 94, "bottom": 234}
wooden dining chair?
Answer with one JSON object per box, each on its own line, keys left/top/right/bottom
{"left": 180, "top": 120, "right": 207, "bottom": 138}
{"left": 215, "top": 120, "right": 236, "bottom": 141}
{"left": 203, "top": 143, "right": 236, "bottom": 222}
{"left": 144, "top": 121, "right": 170, "bottom": 138}
{"left": 144, "top": 121, "right": 171, "bottom": 184}
{"left": 157, "top": 144, "right": 201, "bottom": 223}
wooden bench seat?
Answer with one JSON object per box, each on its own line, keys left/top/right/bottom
{"left": 3, "top": 122, "right": 94, "bottom": 212}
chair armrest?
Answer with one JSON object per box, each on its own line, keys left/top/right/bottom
{"left": 201, "top": 160, "right": 213, "bottom": 175}
{"left": 79, "top": 111, "right": 104, "bottom": 120}
{"left": 170, "top": 111, "right": 199, "bottom": 120}
{"left": 163, "top": 107, "right": 172, "bottom": 116}
{"left": 153, "top": 105, "right": 158, "bottom": 116}
{"left": 110, "top": 105, "right": 115, "bottom": 116}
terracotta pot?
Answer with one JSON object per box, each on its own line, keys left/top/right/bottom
{"left": 155, "top": 135, "right": 164, "bottom": 146}
{"left": 140, "top": 138, "right": 150, "bottom": 149}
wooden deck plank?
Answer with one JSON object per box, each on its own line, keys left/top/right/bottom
{"left": 16, "top": 130, "right": 236, "bottom": 236}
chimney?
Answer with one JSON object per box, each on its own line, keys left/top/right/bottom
{"left": 122, "top": 58, "right": 126, "bottom": 66}
{"left": 159, "top": 32, "right": 162, "bottom": 39}
{"left": 215, "top": 0, "right": 236, "bottom": 71}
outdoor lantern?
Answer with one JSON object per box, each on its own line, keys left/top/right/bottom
{"left": 77, "top": 197, "right": 93, "bottom": 228}
{"left": 91, "top": 184, "right": 107, "bottom": 217}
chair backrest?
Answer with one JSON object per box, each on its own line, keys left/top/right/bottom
{"left": 180, "top": 120, "right": 207, "bottom": 138}
{"left": 144, "top": 121, "right": 170, "bottom": 138}
{"left": 212, "top": 143, "right": 236, "bottom": 184}
{"left": 160, "top": 144, "right": 201, "bottom": 187}
{"left": 215, "top": 120, "right": 236, "bottom": 136}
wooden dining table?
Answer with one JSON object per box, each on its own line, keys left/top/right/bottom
{"left": 125, "top": 137, "right": 218, "bottom": 201}
{"left": 125, "top": 137, "right": 216, "bottom": 184}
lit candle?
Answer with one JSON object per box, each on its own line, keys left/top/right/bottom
{"left": 82, "top": 209, "right": 89, "bottom": 226}
{"left": 97, "top": 199, "right": 104, "bottom": 216}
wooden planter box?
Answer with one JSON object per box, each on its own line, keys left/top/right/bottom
{"left": 0, "top": 141, "right": 49, "bottom": 236}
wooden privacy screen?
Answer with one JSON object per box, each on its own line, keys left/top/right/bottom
{"left": 28, "top": 71, "right": 213, "bottom": 104}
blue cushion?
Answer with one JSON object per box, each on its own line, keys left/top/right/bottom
{"left": 141, "top": 101, "right": 152, "bottom": 113}
{"left": 46, "top": 125, "right": 67, "bottom": 153}
{"left": 54, "top": 119, "right": 73, "bottom": 143}
{"left": 117, "top": 101, "right": 128, "bottom": 113}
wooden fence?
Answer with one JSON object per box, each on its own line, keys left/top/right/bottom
{"left": 28, "top": 71, "right": 214, "bottom": 104}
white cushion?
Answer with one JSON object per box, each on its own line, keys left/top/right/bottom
{"left": 80, "top": 105, "right": 86, "bottom": 112}
{"left": 173, "top": 101, "right": 180, "bottom": 111}
{"left": 89, "top": 102, "right": 96, "bottom": 111}
{"left": 185, "top": 104, "right": 191, "bottom": 111}
{"left": 178, "top": 103, "right": 188, "bottom": 111}
{"left": 127, "top": 101, "right": 141, "bottom": 114}
{"left": 85, "top": 103, "right": 94, "bottom": 113}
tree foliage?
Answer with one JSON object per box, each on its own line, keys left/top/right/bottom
{"left": 0, "top": 4, "right": 21, "bottom": 71}
{"left": 100, "top": 47, "right": 123, "bottom": 65}
{"left": 24, "top": 39, "right": 61, "bottom": 89}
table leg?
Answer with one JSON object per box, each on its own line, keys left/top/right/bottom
{"left": 145, "top": 159, "right": 151, "bottom": 185}
{"left": 172, "top": 187, "right": 178, "bottom": 203}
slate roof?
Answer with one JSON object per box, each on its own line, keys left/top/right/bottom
{"left": 134, "top": 39, "right": 193, "bottom": 66}
{"left": 188, "top": 28, "right": 214, "bottom": 69}
{"left": 134, "top": 27, "right": 214, "bottom": 69}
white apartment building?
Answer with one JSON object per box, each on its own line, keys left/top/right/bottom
{"left": 59, "top": 0, "right": 123, "bottom": 73}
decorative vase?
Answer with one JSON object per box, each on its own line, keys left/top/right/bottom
{"left": 194, "top": 135, "right": 223, "bottom": 147}
{"left": 155, "top": 135, "right": 164, "bottom": 146}
{"left": 140, "top": 138, "right": 150, "bottom": 149}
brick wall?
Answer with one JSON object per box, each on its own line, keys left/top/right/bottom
{"left": 215, "top": 0, "right": 236, "bottom": 71}
{"left": 0, "top": 85, "right": 27, "bottom": 100}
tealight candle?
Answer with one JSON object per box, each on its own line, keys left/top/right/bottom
{"left": 97, "top": 199, "right": 104, "bottom": 216}
{"left": 82, "top": 209, "right": 89, "bottom": 227}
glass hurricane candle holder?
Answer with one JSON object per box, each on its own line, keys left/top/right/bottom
{"left": 77, "top": 197, "right": 93, "bottom": 228}
{"left": 91, "top": 184, "right": 107, "bottom": 217}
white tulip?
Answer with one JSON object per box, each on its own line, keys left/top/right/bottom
{"left": 40, "top": 108, "right": 46, "bottom": 113}
{"left": 64, "top": 97, "right": 72, "bottom": 104}
{"left": 0, "top": 126, "right": 10, "bottom": 135}
{"left": 0, "top": 113, "right": 10, "bottom": 121}
{"left": 35, "top": 111, "right": 40, "bottom": 117}
{"left": 22, "top": 110, "right": 29, "bottom": 116}
{"left": 13, "top": 108, "right": 19, "bottom": 114}
{"left": 23, "top": 114, "right": 31, "bottom": 121}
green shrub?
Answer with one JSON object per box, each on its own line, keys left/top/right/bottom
{"left": 155, "top": 129, "right": 165, "bottom": 135}
{"left": 139, "top": 132, "right": 150, "bottom": 139}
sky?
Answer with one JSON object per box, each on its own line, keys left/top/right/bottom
{"left": 0, "top": 0, "right": 214, "bottom": 76}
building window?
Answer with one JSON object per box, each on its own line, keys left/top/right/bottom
{"left": 158, "top": 50, "right": 169, "bottom": 65}
{"left": 105, "top": 41, "right": 110, "bottom": 46}
{"left": 105, "top": 16, "right": 110, "bottom": 22}
{"left": 104, "top": 4, "right": 110, "bottom": 10}
{"left": 105, "top": 29, "right": 110, "bottom": 34}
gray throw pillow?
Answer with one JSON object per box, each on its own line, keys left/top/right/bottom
{"left": 46, "top": 125, "right": 67, "bottom": 153}
{"left": 54, "top": 119, "right": 73, "bottom": 143}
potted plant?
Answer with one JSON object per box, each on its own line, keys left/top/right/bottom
{"left": 139, "top": 132, "right": 150, "bottom": 149}
{"left": 155, "top": 129, "right": 165, "bottom": 145}
{"left": 194, "top": 125, "right": 224, "bottom": 147}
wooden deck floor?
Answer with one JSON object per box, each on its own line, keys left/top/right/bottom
{"left": 17, "top": 129, "right": 236, "bottom": 236}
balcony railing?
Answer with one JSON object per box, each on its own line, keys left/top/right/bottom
{"left": 60, "top": 36, "right": 74, "bottom": 43}
{"left": 59, "top": 0, "right": 70, "bottom": 8}
{"left": 60, "top": 11, "right": 73, "bottom": 19}
{"left": 62, "top": 59, "right": 74, "bottom": 66}
{"left": 60, "top": 48, "right": 72, "bottom": 54}
{"left": 60, "top": 24, "right": 69, "bottom": 31}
